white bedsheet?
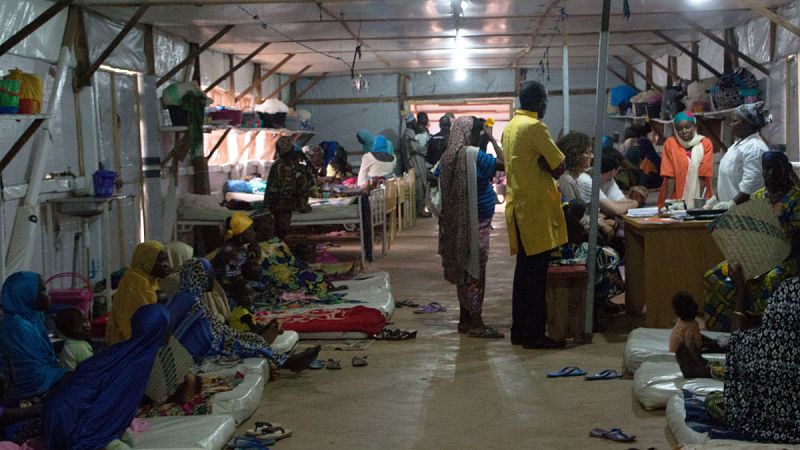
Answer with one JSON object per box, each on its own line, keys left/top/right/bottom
{"left": 633, "top": 361, "right": 723, "bottom": 410}
{"left": 623, "top": 327, "right": 728, "bottom": 373}
{"left": 271, "top": 330, "right": 299, "bottom": 355}
{"left": 132, "top": 415, "right": 235, "bottom": 450}
{"left": 666, "top": 392, "right": 800, "bottom": 449}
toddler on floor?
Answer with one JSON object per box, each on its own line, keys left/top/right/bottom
{"left": 54, "top": 308, "right": 93, "bottom": 372}
{"left": 229, "top": 283, "right": 279, "bottom": 344}
{"left": 669, "top": 292, "right": 702, "bottom": 353}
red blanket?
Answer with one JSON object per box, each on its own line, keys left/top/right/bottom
{"left": 254, "top": 306, "right": 386, "bottom": 337}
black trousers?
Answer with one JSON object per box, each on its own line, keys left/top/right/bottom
{"left": 511, "top": 230, "right": 551, "bottom": 342}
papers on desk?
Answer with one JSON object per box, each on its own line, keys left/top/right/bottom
{"left": 626, "top": 207, "right": 659, "bottom": 218}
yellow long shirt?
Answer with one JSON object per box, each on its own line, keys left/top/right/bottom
{"left": 501, "top": 109, "right": 567, "bottom": 256}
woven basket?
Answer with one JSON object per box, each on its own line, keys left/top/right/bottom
{"left": 709, "top": 198, "right": 790, "bottom": 280}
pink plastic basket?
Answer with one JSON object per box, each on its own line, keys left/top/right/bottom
{"left": 46, "top": 272, "right": 93, "bottom": 318}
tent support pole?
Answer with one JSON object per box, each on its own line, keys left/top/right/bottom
{"left": 562, "top": 27, "right": 570, "bottom": 134}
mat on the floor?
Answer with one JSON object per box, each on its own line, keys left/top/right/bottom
{"left": 624, "top": 327, "right": 728, "bottom": 373}
{"left": 255, "top": 305, "right": 386, "bottom": 338}
{"left": 634, "top": 361, "right": 723, "bottom": 410}
{"left": 132, "top": 414, "right": 235, "bottom": 449}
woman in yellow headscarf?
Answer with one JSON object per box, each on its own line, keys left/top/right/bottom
{"left": 106, "top": 241, "right": 172, "bottom": 345}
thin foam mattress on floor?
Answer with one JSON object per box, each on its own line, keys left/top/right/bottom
{"left": 253, "top": 272, "right": 393, "bottom": 339}
{"left": 132, "top": 414, "right": 235, "bottom": 450}
{"left": 666, "top": 392, "right": 800, "bottom": 449}
{"left": 202, "top": 362, "right": 266, "bottom": 425}
{"left": 634, "top": 361, "right": 723, "bottom": 410}
{"left": 624, "top": 327, "right": 728, "bottom": 373}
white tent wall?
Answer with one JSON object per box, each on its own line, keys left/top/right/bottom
{"left": 529, "top": 67, "right": 626, "bottom": 138}
{"left": 0, "top": 0, "right": 67, "bottom": 63}
{"left": 85, "top": 11, "right": 146, "bottom": 74}
{"left": 296, "top": 73, "right": 399, "bottom": 165}
{"left": 408, "top": 69, "right": 514, "bottom": 97}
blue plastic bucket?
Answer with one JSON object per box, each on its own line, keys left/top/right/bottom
{"left": 92, "top": 170, "right": 116, "bottom": 198}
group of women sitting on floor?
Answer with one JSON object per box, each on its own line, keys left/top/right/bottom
{"left": 0, "top": 209, "right": 365, "bottom": 449}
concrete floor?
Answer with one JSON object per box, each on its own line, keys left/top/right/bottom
{"left": 239, "top": 210, "right": 676, "bottom": 449}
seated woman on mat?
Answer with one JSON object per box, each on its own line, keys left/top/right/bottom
{"left": 0, "top": 272, "right": 66, "bottom": 400}
{"left": 704, "top": 150, "right": 800, "bottom": 331}
{"left": 658, "top": 111, "right": 714, "bottom": 209}
{"left": 168, "top": 258, "right": 318, "bottom": 372}
{"left": 160, "top": 241, "right": 194, "bottom": 298}
{"left": 107, "top": 241, "right": 172, "bottom": 345}
{"left": 0, "top": 357, "right": 45, "bottom": 446}
{"left": 43, "top": 304, "right": 171, "bottom": 450}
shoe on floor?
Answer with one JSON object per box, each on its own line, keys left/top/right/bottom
{"left": 522, "top": 337, "right": 566, "bottom": 349}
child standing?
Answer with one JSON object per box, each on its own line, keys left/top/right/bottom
{"left": 54, "top": 308, "right": 93, "bottom": 372}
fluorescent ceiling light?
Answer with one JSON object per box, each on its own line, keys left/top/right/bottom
{"left": 455, "top": 68, "right": 467, "bottom": 81}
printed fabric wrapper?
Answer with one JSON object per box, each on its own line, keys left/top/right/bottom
{"left": 709, "top": 197, "right": 790, "bottom": 280}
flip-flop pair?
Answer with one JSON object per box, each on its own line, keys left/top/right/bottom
{"left": 413, "top": 302, "right": 447, "bottom": 314}
{"left": 395, "top": 299, "right": 420, "bottom": 308}
{"left": 376, "top": 328, "right": 417, "bottom": 340}
{"left": 547, "top": 366, "right": 622, "bottom": 380}
{"left": 589, "top": 427, "right": 636, "bottom": 442}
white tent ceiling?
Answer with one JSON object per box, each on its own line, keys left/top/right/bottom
{"left": 79, "top": 0, "right": 794, "bottom": 75}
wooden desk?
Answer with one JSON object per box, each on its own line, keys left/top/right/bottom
{"left": 623, "top": 216, "right": 724, "bottom": 328}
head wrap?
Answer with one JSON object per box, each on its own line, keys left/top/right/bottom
{"left": 404, "top": 112, "right": 415, "bottom": 124}
{"left": 302, "top": 144, "right": 323, "bottom": 159}
{"left": 485, "top": 118, "right": 495, "bottom": 127}
{"left": 356, "top": 129, "right": 375, "bottom": 153}
{"left": 164, "top": 241, "right": 193, "bottom": 272}
{"left": 131, "top": 241, "right": 165, "bottom": 275}
{"left": 0, "top": 271, "right": 65, "bottom": 398}
{"left": 438, "top": 116, "right": 476, "bottom": 285}
{"left": 372, "top": 135, "right": 390, "bottom": 154}
{"left": 735, "top": 103, "right": 773, "bottom": 130}
{"left": 762, "top": 150, "right": 799, "bottom": 188}
{"left": 275, "top": 136, "right": 294, "bottom": 156}
{"left": 43, "top": 304, "right": 170, "bottom": 450}
{"left": 226, "top": 212, "right": 253, "bottom": 240}
{"left": 179, "top": 258, "right": 213, "bottom": 294}
{"left": 320, "top": 141, "right": 339, "bottom": 165}
{"left": 673, "top": 111, "right": 697, "bottom": 126}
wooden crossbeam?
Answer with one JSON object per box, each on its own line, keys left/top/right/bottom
{"left": 677, "top": 13, "right": 769, "bottom": 75}
{"left": 289, "top": 72, "right": 328, "bottom": 107}
{"left": 205, "top": 128, "right": 231, "bottom": 161}
{"left": 613, "top": 56, "right": 662, "bottom": 93}
{"left": 264, "top": 65, "right": 312, "bottom": 100}
{"left": 0, "top": 0, "right": 72, "bottom": 58}
{"left": 653, "top": 31, "right": 722, "bottom": 78}
{"left": 157, "top": 25, "right": 235, "bottom": 87}
{"left": 75, "top": 6, "right": 148, "bottom": 88}
{"left": 235, "top": 54, "right": 294, "bottom": 102}
{"left": 204, "top": 42, "right": 271, "bottom": 93}
{"left": 738, "top": 0, "right": 800, "bottom": 39}
{"left": 627, "top": 45, "right": 679, "bottom": 79}
{"left": 0, "top": 119, "right": 45, "bottom": 172}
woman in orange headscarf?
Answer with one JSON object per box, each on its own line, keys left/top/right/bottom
{"left": 106, "top": 241, "right": 171, "bottom": 345}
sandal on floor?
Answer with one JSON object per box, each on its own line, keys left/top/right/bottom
{"left": 589, "top": 427, "right": 636, "bottom": 442}
{"left": 246, "top": 422, "right": 291, "bottom": 440}
{"left": 395, "top": 299, "right": 420, "bottom": 308}
{"left": 309, "top": 359, "right": 325, "bottom": 370}
{"left": 352, "top": 356, "right": 368, "bottom": 367}
{"left": 326, "top": 358, "right": 342, "bottom": 370}
{"left": 585, "top": 369, "right": 622, "bottom": 381}
{"left": 413, "top": 302, "right": 447, "bottom": 314}
{"left": 546, "top": 366, "right": 587, "bottom": 378}
{"left": 228, "top": 435, "right": 276, "bottom": 449}
{"left": 467, "top": 326, "right": 505, "bottom": 339}
{"left": 376, "top": 328, "right": 417, "bottom": 340}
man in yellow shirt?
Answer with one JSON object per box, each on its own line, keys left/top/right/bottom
{"left": 502, "top": 81, "right": 568, "bottom": 349}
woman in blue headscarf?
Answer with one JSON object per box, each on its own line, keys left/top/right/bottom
{"left": 168, "top": 258, "right": 319, "bottom": 372}
{"left": 356, "top": 129, "right": 374, "bottom": 153}
{"left": 42, "top": 303, "right": 171, "bottom": 450}
{"left": 357, "top": 135, "right": 397, "bottom": 187}
{"left": 0, "top": 272, "right": 65, "bottom": 400}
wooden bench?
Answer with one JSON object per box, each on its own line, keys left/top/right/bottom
{"left": 546, "top": 264, "right": 591, "bottom": 343}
